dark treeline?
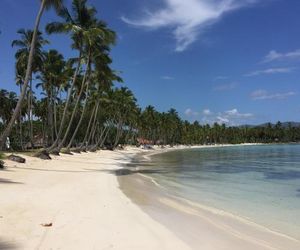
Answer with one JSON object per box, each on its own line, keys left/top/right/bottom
{"left": 1, "top": 86, "right": 300, "bottom": 150}
{"left": 1, "top": 0, "right": 300, "bottom": 154}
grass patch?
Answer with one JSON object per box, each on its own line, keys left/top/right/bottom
{"left": 13, "top": 149, "right": 40, "bottom": 157}
{"left": 0, "top": 149, "right": 41, "bottom": 158}
{"left": 0, "top": 152, "right": 4, "bottom": 159}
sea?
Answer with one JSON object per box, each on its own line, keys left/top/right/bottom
{"left": 135, "top": 144, "right": 300, "bottom": 240}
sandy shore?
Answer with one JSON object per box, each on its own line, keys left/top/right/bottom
{"left": 1, "top": 145, "right": 299, "bottom": 250}
{"left": 0, "top": 147, "right": 190, "bottom": 250}
{"left": 119, "top": 160, "right": 300, "bottom": 250}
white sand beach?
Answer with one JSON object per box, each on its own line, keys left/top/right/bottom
{"left": 0, "top": 146, "right": 299, "bottom": 250}
{"left": 0, "top": 148, "right": 190, "bottom": 250}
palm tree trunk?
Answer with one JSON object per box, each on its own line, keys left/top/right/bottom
{"left": 85, "top": 113, "right": 98, "bottom": 150}
{"left": 90, "top": 125, "right": 108, "bottom": 151}
{"left": 87, "top": 120, "right": 98, "bottom": 148}
{"left": 27, "top": 86, "right": 31, "bottom": 147}
{"left": 79, "top": 104, "right": 96, "bottom": 149}
{"left": 51, "top": 86, "right": 55, "bottom": 142}
{"left": 53, "top": 94, "right": 58, "bottom": 139}
{"left": 18, "top": 84, "right": 24, "bottom": 150}
{"left": 53, "top": 86, "right": 61, "bottom": 139}
{"left": 100, "top": 126, "right": 111, "bottom": 148}
{"left": 19, "top": 114, "right": 23, "bottom": 150}
{"left": 48, "top": 88, "right": 54, "bottom": 144}
{"left": 0, "top": 0, "right": 46, "bottom": 150}
{"left": 91, "top": 121, "right": 99, "bottom": 145}
{"left": 29, "top": 76, "right": 34, "bottom": 148}
{"left": 113, "top": 120, "right": 123, "bottom": 148}
{"left": 56, "top": 57, "right": 91, "bottom": 151}
{"left": 82, "top": 101, "right": 99, "bottom": 150}
{"left": 65, "top": 79, "right": 91, "bottom": 151}
{"left": 42, "top": 119, "right": 47, "bottom": 147}
{"left": 30, "top": 88, "right": 34, "bottom": 148}
{"left": 47, "top": 50, "right": 82, "bottom": 152}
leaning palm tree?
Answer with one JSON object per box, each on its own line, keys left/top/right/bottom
{"left": 0, "top": 0, "right": 64, "bottom": 150}
{"left": 12, "top": 29, "right": 49, "bottom": 148}
{"left": 87, "top": 66, "right": 122, "bottom": 150}
{"left": 45, "top": 0, "right": 101, "bottom": 153}
{"left": 66, "top": 56, "right": 122, "bottom": 153}
{"left": 47, "top": 2, "right": 116, "bottom": 153}
{"left": 79, "top": 66, "right": 122, "bottom": 151}
{"left": 58, "top": 31, "right": 108, "bottom": 150}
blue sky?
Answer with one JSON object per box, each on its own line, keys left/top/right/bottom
{"left": 0, "top": 0, "right": 300, "bottom": 125}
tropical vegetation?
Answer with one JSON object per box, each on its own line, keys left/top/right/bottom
{"left": 1, "top": 0, "right": 300, "bottom": 154}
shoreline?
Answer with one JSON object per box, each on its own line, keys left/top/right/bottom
{"left": 118, "top": 144, "right": 300, "bottom": 250}
{"left": 0, "top": 144, "right": 299, "bottom": 249}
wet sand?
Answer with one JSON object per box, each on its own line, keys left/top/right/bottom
{"left": 1, "top": 144, "right": 298, "bottom": 250}
{"left": 118, "top": 150, "right": 300, "bottom": 250}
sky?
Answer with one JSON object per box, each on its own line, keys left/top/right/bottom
{"left": 0, "top": 0, "right": 300, "bottom": 125}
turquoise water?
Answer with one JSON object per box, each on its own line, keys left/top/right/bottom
{"left": 144, "top": 144, "right": 300, "bottom": 239}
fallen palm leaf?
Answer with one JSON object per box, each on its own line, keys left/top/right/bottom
{"left": 40, "top": 223, "right": 52, "bottom": 227}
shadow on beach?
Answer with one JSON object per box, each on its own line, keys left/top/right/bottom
{"left": 115, "top": 168, "right": 169, "bottom": 176}
{"left": 0, "top": 240, "right": 18, "bottom": 250}
{"left": 86, "top": 167, "right": 170, "bottom": 176}
{"left": 0, "top": 178, "right": 23, "bottom": 185}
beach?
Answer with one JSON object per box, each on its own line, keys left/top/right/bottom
{"left": 1, "top": 146, "right": 299, "bottom": 250}
{"left": 1, "top": 0, "right": 299, "bottom": 249}
{"left": 0, "top": 147, "right": 190, "bottom": 250}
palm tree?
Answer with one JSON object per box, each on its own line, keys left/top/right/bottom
{"left": 46, "top": 1, "right": 116, "bottom": 153}
{"left": 12, "top": 29, "right": 49, "bottom": 147}
{"left": 0, "top": 90, "right": 18, "bottom": 126}
{"left": 75, "top": 60, "right": 122, "bottom": 152}
{"left": 106, "top": 87, "right": 137, "bottom": 148}
{"left": 140, "top": 105, "right": 160, "bottom": 143}
{"left": 12, "top": 29, "right": 48, "bottom": 74}
{"left": 45, "top": 0, "right": 102, "bottom": 152}
{"left": 36, "top": 49, "right": 66, "bottom": 144}
{"left": 0, "top": 0, "right": 64, "bottom": 150}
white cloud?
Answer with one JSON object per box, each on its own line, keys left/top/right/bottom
{"left": 202, "top": 108, "right": 254, "bottom": 125}
{"left": 161, "top": 76, "right": 174, "bottom": 80}
{"left": 225, "top": 108, "right": 253, "bottom": 118}
{"left": 185, "top": 108, "right": 199, "bottom": 117}
{"left": 262, "top": 49, "right": 300, "bottom": 63}
{"left": 213, "top": 82, "right": 237, "bottom": 91}
{"left": 216, "top": 116, "right": 229, "bottom": 124}
{"left": 251, "top": 89, "right": 297, "bottom": 100}
{"left": 185, "top": 107, "right": 254, "bottom": 125}
{"left": 225, "top": 108, "right": 238, "bottom": 115}
{"left": 245, "top": 67, "right": 294, "bottom": 77}
{"left": 122, "top": 0, "right": 260, "bottom": 51}
{"left": 203, "top": 109, "right": 213, "bottom": 115}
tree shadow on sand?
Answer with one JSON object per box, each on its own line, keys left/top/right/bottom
{"left": 114, "top": 168, "right": 169, "bottom": 176}
{"left": 13, "top": 166, "right": 105, "bottom": 173}
{"left": 126, "top": 162, "right": 156, "bottom": 168}
{"left": 0, "top": 240, "right": 18, "bottom": 250}
{"left": 86, "top": 167, "right": 170, "bottom": 176}
{"left": 0, "top": 178, "right": 23, "bottom": 184}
